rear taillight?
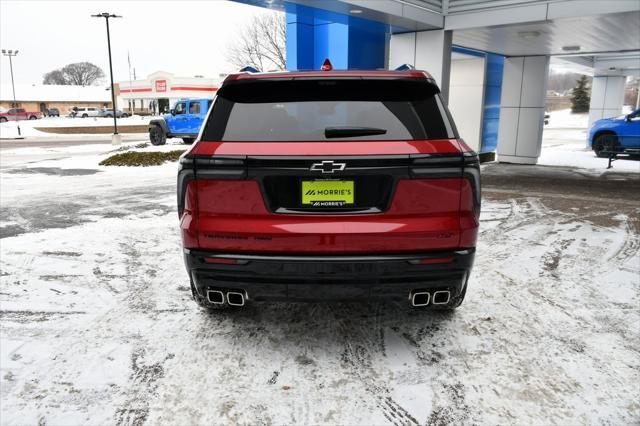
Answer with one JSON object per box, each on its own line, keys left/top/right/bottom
{"left": 462, "top": 151, "right": 481, "bottom": 215}
{"left": 407, "top": 150, "right": 480, "bottom": 220}
{"left": 410, "top": 154, "right": 464, "bottom": 179}
{"left": 178, "top": 155, "right": 248, "bottom": 217}
{"left": 177, "top": 155, "right": 195, "bottom": 217}
{"left": 193, "top": 156, "right": 246, "bottom": 179}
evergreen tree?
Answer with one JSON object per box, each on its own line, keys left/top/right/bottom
{"left": 570, "top": 75, "right": 591, "bottom": 113}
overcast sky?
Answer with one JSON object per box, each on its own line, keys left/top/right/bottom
{"left": 0, "top": 0, "right": 276, "bottom": 87}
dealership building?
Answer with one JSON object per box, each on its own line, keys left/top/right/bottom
{"left": 115, "top": 71, "right": 220, "bottom": 115}
{"left": 231, "top": 0, "right": 639, "bottom": 163}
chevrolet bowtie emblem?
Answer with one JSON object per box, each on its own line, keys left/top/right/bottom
{"left": 310, "top": 160, "right": 347, "bottom": 174}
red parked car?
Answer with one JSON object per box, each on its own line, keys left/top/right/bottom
{"left": 178, "top": 65, "right": 480, "bottom": 310}
{"left": 0, "top": 108, "right": 43, "bottom": 122}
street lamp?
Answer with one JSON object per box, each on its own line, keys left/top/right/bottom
{"left": 1, "top": 49, "right": 21, "bottom": 137}
{"left": 91, "top": 12, "right": 122, "bottom": 145}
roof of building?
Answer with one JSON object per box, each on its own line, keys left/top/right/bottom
{"left": 0, "top": 84, "right": 112, "bottom": 102}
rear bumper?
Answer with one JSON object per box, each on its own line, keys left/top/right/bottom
{"left": 184, "top": 248, "right": 474, "bottom": 302}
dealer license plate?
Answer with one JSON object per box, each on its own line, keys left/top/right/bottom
{"left": 301, "top": 180, "right": 354, "bottom": 207}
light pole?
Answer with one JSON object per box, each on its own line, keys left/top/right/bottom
{"left": 127, "top": 51, "right": 134, "bottom": 116}
{"left": 1, "top": 49, "right": 21, "bottom": 137}
{"left": 91, "top": 12, "right": 122, "bottom": 145}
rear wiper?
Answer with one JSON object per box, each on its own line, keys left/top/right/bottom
{"left": 324, "top": 126, "right": 387, "bottom": 139}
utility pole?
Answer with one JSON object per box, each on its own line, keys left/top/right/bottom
{"left": 1, "top": 49, "right": 21, "bottom": 137}
{"left": 92, "top": 12, "right": 122, "bottom": 145}
{"left": 128, "top": 51, "right": 133, "bottom": 116}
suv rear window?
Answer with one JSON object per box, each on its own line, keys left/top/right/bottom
{"left": 202, "top": 78, "right": 457, "bottom": 141}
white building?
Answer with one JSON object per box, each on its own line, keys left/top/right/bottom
{"left": 116, "top": 71, "right": 220, "bottom": 115}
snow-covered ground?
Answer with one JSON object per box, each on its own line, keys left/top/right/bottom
{"left": 540, "top": 129, "right": 639, "bottom": 173}
{"left": 538, "top": 109, "right": 639, "bottom": 173}
{"left": 0, "top": 137, "right": 185, "bottom": 174}
{"left": 0, "top": 115, "right": 155, "bottom": 139}
{"left": 545, "top": 108, "right": 589, "bottom": 129}
{"left": 0, "top": 137, "right": 639, "bottom": 424}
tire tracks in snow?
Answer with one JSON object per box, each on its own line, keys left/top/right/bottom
{"left": 329, "top": 304, "right": 421, "bottom": 426}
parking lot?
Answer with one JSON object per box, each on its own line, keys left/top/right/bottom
{"left": 0, "top": 135, "right": 639, "bottom": 425}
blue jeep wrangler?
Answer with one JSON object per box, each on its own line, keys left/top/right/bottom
{"left": 149, "top": 98, "right": 212, "bottom": 145}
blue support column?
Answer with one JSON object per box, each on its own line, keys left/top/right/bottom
{"left": 285, "top": 3, "right": 387, "bottom": 71}
{"left": 451, "top": 46, "right": 504, "bottom": 154}
{"left": 481, "top": 53, "right": 504, "bottom": 153}
{"left": 285, "top": 5, "right": 315, "bottom": 70}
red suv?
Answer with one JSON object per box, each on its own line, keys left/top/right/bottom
{"left": 178, "top": 67, "right": 480, "bottom": 310}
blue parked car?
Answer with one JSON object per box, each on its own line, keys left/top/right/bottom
{"left": 589, "top": 108, "right": 640, "bottom": 157}
{"left": 149, "top": 98, "right": 212, "bottom": 145}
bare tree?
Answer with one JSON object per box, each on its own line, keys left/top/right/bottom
{"left": 61, "top": 62, "right": 105, "bottom": 86}
{"left": 227, "top": 12, "right": 286, "bottom": 71}
{"left": 42, "top": 62, "right": 105, "bottom": 86}
{"left": 42, "top": 69, "right": 67, "bottom": 85}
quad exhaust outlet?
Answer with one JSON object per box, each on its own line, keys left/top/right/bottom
{"left": 226, "top": 291, "right": 246, "bottom": 306}
{"left": 206, "top": 288, "right": 247, "bottom": 306}
{"left": 410, "top": 290, "right": 451, "bottom": 307}
{"left": 432, "top": 290, "right": 451, "bottom": 305}
{"left": 411, "top": 291, "right": 430, "bottom": 306}
{"left": 206, "top": 289, "right": 225, "bottom": 305}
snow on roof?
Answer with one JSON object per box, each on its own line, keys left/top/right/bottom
{"left": 0, "top": 84, "right": 112, "bottom": 102}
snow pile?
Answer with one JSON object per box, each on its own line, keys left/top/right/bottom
{"left": 0, "top": 116, "right": 155, "bottom": 139}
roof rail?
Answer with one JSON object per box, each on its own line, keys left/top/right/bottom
{"left": 394, "top": 64, "right": 415, "bottom": 71}
{"left": 239, "top": 66, "right": 260, "bottom": 73}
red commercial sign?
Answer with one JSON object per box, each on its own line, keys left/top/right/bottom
{"left": 155, "top": 80, "right": 167, "bottom": 92}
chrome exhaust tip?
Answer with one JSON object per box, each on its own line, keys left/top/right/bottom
{"left": 432, "top": 290, "right": 451, "bottom": 305}
{"left": 227, "top": 291, "right": 246, "bottom": 307}
{"left": 206, "top": 289, "right": 225, "bottom": 305}
{"left": 411, "top": 291, "right": 430, "bottom": 307}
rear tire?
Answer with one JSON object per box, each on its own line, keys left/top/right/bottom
{"left": 82, "top": 114, "right": 88, "bottom": 118}
{"left": 593, "top": 133, "right": 618, "bottom": 158}
{"left": 149, "top": 125, "right": 166, "bottom": 146}
{"left": 29, "top": 115, "right": 37, "bottom": 120}
{"left": 182, "top": 137, "right": 195, "bottom": 145}
{"left": 0, "top": 117, "right": 7, "bottom": 123}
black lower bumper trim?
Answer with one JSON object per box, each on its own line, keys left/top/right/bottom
{"left": 184, "top": 249, "right": 474, "bottom": 302}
